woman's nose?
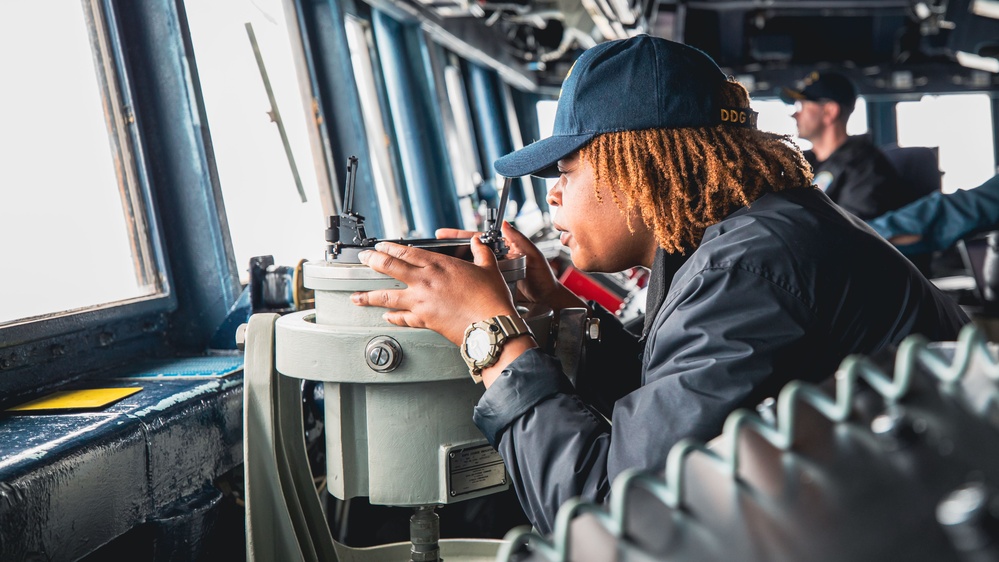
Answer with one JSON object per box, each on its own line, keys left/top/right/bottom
{"left": 546, "top": 182, "right": 562, "bottom": 207}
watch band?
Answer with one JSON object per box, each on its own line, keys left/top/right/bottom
{"left": 461, "top": 314, "right": 533, "bottom": 383}
{"left": 493, "top": 314, "right": 531, "bottom": 339}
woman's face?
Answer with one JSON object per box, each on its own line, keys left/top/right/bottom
{"left": 546, "top": 152, "right": 657, "bottom": 272}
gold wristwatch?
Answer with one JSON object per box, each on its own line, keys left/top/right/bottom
{"left": 459, "top": 315, "right": 533, "bottom": 383}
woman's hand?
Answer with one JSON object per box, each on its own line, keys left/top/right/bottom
{"left": 436, "top": 222, "right": 586, "bottom": 312}
{"left": 350, "top": 236, "right": 519, "bottom": 346}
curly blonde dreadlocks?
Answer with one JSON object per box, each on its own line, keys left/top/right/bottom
{"left": 578, "top": 78, "right": 814, "bottom": 254}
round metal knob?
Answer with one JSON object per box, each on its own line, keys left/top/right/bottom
{"left": 365, "top": 336, "right": 403, "bottom": 372}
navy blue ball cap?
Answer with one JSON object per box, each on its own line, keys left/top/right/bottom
{"left": 494, "top": 35, "right": 731, "bottom": 179}
{"left": 780, "top": 71, "right": 857, "bottom": 110}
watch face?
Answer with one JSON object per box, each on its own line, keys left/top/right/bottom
{"left": 465, "top": 328, "right": 492, "bottom": 361}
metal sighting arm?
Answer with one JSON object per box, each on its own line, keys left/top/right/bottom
{"left": 325, "top": 155, "right": 513, "bottom": 262}
{"left": 400, "top": 175, "right": 513, "bottom": 258}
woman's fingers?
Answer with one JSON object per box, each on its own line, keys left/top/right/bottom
{"left": 499, "top": 221, "right": 529, "bottom": 244}
{"left": 349, "top": 230, "right": 529, "bottom": 344}
{"left": 358, "top": 242, "right": 433, "bottom": 281}
{"left": 351, "top": 288, "right": 403, "bottom": 310}
{"left": 353, "top": 242, "right": 442, "bottom": 312}
{"left": 438, "top": 223, "right": 538, "bottom": 261}
{"left": 381, "top": 309, "right": 427, "bottom": 329}
{"left": 500, "top": 221, "right": 544, "bottom": 259}
{"left": 435, "top": 228, "right": 478, "bottom": 239}
{"left": 470, "top": 235, "right": 499, "bottom": 268}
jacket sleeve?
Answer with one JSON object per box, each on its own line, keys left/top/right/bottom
{"left": 472, "top": 265, "right": 814, "bottom": 535}
{"left": 867, "top": 174, "right": 999, "bottom": 255}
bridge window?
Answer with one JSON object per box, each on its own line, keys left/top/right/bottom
{"left": 0, "top": 1, "right": 162, "bottom": 325}
{"left": 896, "top": 94, "right": 996, "bottom": 194}
{"left": 184, "top": 0, "right": 326, "bottom": 281}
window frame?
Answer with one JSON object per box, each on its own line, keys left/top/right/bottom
{"left": 0, "top": 1, "right": 174, "bottom": 338}
{"left": 0, "top": 0, "right": 249, "bottom": 405}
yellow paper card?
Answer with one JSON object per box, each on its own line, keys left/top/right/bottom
{"left": 8, "top": 387, "right": 142, "bottom": 412}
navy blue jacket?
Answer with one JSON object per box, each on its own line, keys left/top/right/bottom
{"left": 473, "top": 187, "right": 969, "bottom": 535}
{"left": 806, "top": 135, "right": 918, "bottom": 220}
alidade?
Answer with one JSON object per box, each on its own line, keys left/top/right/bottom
{"left": 325, "top": 155, "right": 510, "bottom": 264}
{"left": 273, "top": 157, "right": 543, "bottom": 561}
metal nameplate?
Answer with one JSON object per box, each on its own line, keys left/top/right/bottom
{"left": 447, "top": 443, "right": 507, "bottom": 497}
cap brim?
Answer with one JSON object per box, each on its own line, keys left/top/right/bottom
{"left": 494, "top": 132, "right": 596, "bottom": 179}
{"left": 779, "top": 87, "right": 807, "bottom": 104}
